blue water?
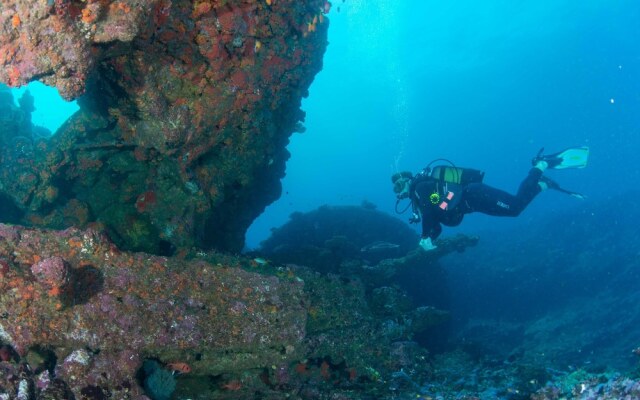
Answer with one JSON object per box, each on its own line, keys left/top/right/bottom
{"left": 8, "top": 1, "right": 640, "bottom": 249}
{"left": 246, "top": 0, "right": 640, "bottom": 248}
{"left": 10, "top": 81, "right": 79, "bottom": 134}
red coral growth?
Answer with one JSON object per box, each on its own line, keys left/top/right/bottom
{"left": 215, "top": 3, "right": 256, "bottom": 37}
{"left": 196, "top": 32, "right": 228, "bottom": 62}
{"left": 136, "top": 191, "right": 157, "bottom": 213}
{"left": 54, "top": 0, "right": 83, "bottom": 20}
{"left": 261, "top": 55, "right": 286, "bottom": 82}
{"left": 230, "top": 70, "right": 248, "bottom": 88}
{"left": 294, "top": 362, "right": 309, "bottom": 375}
{"left": 320, "top": 360, "right": 330, "bottom": 380}
{"left": 153, "top": 0, "right": 172, "bottom": 25}
{"left": 216, "top": 8, "right": 239, "bottom": 33}
{"left": 0, "top": 258, "right": 10, "bottom": 277}
{"left": 192, "top": 1, "right": 212, "bottom": 19}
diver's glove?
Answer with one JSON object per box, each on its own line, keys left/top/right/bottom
{"left": 419, "top": 237, "right": 437, "bottom": 251}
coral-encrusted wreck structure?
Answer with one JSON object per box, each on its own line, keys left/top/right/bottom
{"left": 0, "top": 223, "right": 474, "bottom": 398}
{"left": 0, "top": 224, "right": 307, "bottom": 398}
{"left": 1, "top": 0, "right": 328, "bottom": 253}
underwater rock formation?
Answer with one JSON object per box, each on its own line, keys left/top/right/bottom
{"left": 447, "top": 193, "right": 640, "bottom": 371}
{"left": 257, "top": 203, "right": 478, "bottom": 311}
{"left": 0, "top": 221, "right": 474, "bottom": 399}
{"left": 259, "top": 204, "right": 424, "bottom": 272}
{"left": 0, "top": 0, "right": 329, "bottom": 253}
{"left": 0, "top": 223, "right": 307, "bottom": 398}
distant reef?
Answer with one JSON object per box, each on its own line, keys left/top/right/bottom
{"left": 0, "top": 0, "right": 328, "bottom": 253}
{"left": 446, "top": 193, "right": 640, "bottom": 372}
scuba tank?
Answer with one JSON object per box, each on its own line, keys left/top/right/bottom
{"left": 395, "top": 159, "right": 485, "bottom": 222}
{"left": 430, "top": 165, "right": 484, "bottom": 186}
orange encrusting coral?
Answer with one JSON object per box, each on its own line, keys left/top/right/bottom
{"left": 6, "top": 66, "right": 21, "bottom": 86}
{"left": 81, "top": 8, "right": 97, "bottom": 24}
{"left": 11, "top": 14, "right": 21, "bottom": 28}
{"left": 192, "top": 2, "right": 212, "bottom": 18}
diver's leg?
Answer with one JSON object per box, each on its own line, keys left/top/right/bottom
{"left": 513, "top": 167, "right": 544, "bottom": 209}
{"left": 463, "top": 168, "right": 543, "bottom": 217}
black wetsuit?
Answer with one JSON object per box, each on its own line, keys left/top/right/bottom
{"left": 412, "top": 168, "right": 543, "bottom": 240}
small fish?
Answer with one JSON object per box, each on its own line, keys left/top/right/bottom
{"left": 166, "top": 362, "right": 191, "bottom": 374}
{"left": 360, "top": 241, "right": 400, "bottom": 253}
{"left": 253, "top": 257, "right": 268, "bottom": 265}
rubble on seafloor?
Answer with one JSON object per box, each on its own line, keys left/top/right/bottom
{"left": 409, "top": 349, "right": 640, "bottom": 400}
{"left": 1, "top": 0, "right": 329, "bottom": 254}
{"left": 0, "top": 222, "right": 482, "bottom": 399}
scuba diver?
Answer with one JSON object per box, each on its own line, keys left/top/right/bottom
{"left": 392, "top": 147, "right": 589, "bottom": 251}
